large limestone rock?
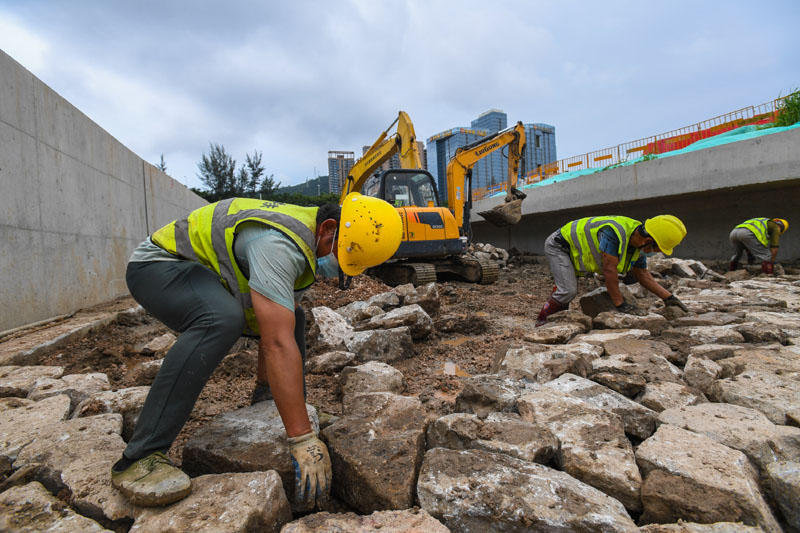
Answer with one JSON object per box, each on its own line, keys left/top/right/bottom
{"left": 181, "top": 400, "right": 319, "bottom": 510}
{"left": 130, "top": 471, "right": 291, "bottom": 533}
{"left": 0, "top": 395, "right": 72, "bottom": 462}
{"left": 453, "top": 373, "right": 529, "bottom": 418}
{"left": 402, "top": 282, "right": 441, "bottom": 315}
{"left": 361, "top": 304, "right": 433, "bottom": 340}
{"left": 517, "top": 386, "right": 642, "bottom": 513}
{"left": 546, "top": 373, "right": 658, "bottom": 440}
{"left": 71, "top": 386, "right": 149, "bottom": 441}
{"left": 340, "top": 361, "right": 405, "bottom": 412}
{"left": 321, "top": 392, "right": 426, "bottom": 513}
{"left": 708, "top": 370, "right": 800, "bottom": 425}
{"left": 579, "top": 285, "right": 637, "bottom": 317}
{"left": 305, "top": 350, "right": 356, "bottom": 375}
{"left": 659, "top": 403, "right": 800, "bottom": 478}
{"left": 521, "top": 322, "right": 586, "bottom": 344}
{"left": 0, "top": 365, "right": 64, "bottom": 397}
{"left": 309, "top": 306, "right": 354, "bottom": 353}
{"left": 683, "top": 355, "right": 722, "bottom": 393}
{"left": 604, "top": 337, "right": 678, "bottom": 364}
{"left": 280, "top": 509, "right": 449, "bottom": 532}
{"left": 636, "top": 424, "right": 781, "bottom": 532}
{"left": 343, "top": 327, "right": 415, "bottom": 364}
{"left": 765, "top": 461, "right": 800, "bottom": 530}
{"left": 733, "top": 322, "right": 789, "bottom": 344}
{"left": 671, "top": 312, "right": 745, "bottom": 328}
{"left": 417, "top": 448, "right": 638, "bottom": 533}
{"left": 639, "top": 524, "right": 764, "bottom": 532}
{"left": 590, "top": 351, "right": 684, "bottom": 386}
{"left": 592, "top": 311, "right": 670, "bottom": 335}
{"left": 493, "top": 343, "right": 593, "bottom": 383}
{"left": 661, "top": 325, "right": 746, "bottom": 345}
{"left": 27, "top": 372, "right": 111, "bottom": 410}
{"left": 688, "top": 344, "right": 739, "bottom": 361}
{"left": 635, "top": 381, "right": 707, "bottom": 412}
{"left": 0, "top": 481, "right": 113, "bottom": 532}
{"left": 571, "top": 328, "right": 651, "bottom": 345}
{"left": 426, "top": 412, "right": 557, "bottom": 464}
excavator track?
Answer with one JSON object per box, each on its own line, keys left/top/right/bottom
{"left": 407, "top": 263, "right": 437, "bottom": 286}
{"left": 476, "top": 256, "right": 499, "bottom": 285}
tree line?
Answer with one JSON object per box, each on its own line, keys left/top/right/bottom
{"left": 185, "top": 143, "right": 338, "bottom": 206}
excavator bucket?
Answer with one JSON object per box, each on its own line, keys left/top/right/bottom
{"left": 478, "top": 187, "right": 527, "bottom": 227}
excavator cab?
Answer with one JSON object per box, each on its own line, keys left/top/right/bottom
{"left": 364, "top": 169, "right": 441, "bottom": 209}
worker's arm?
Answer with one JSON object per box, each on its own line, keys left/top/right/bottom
{"left": 771, "top": 247, "right": 779, "bottom": 262}
{"left": 601, "top": 252, "right": 625, "bottom": 306}
{"left": 252, "top": 289, "right": 311, "bottom": 437}
{"left": 632, "top": 266, "right": 670, "bottom": 299}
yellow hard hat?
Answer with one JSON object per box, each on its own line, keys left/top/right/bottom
{"left": 338, "top": 193, "right": 403, "bottom": 276}
{"left": 773, "top": 218, "right": 789, "bottom": 233}
{"left": 644, "top": 215, "right": 686, "bottom": 255}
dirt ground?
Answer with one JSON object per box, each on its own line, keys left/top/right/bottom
{"left": 36, "top": 260, "right": 599, "bottom": 466}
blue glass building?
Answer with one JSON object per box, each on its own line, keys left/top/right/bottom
{"left": 426, "top": 110, "right": 557, "bottom": 204}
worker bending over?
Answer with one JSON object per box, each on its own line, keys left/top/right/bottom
{"left": 111, "top": 193, "right": 402, "bottom": 508}
{"left": 729, "top": 217, "right": 788, "bottom": 274}
{"left": 536, "top": 215, "right": 688, "bottom": 326}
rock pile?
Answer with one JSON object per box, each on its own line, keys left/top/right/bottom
{"left": 1, "top": 260, "right": 800, "bottom": 532}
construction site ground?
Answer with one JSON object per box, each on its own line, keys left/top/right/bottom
{"left": 27, "top": 260, "right": 588, "bottom": 467}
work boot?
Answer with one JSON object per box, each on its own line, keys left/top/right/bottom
{"left": 729, "top": 260, "right": 739, "bottom": 272}
{"left": 536, "top": 297, "right": 564, "bottom": 327}
{"left": 761, "top": 261, "right": 774, "bottom": 275}
{"left": 111, "top": 451, "right": 191, "bottom": 506}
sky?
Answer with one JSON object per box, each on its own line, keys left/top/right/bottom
{"left": 1, "top": 1, "right": 798, "bottom": 191}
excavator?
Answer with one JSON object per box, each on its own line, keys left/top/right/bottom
{"left": 340, "top": 114, "right": 527, "bottom": 286}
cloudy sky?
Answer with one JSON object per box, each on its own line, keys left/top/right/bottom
{"left": 1, "top": 1, "right": 798, "bottom": 190}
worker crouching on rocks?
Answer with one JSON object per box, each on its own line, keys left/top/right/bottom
{"left": 111, "top": 193, "right": 402, "bottom": 508}
{"left": 536, "top": 215, "right": 689, "bottom": 326}
{"left": 729, "top": 217, "right": 788, "bottom": 274}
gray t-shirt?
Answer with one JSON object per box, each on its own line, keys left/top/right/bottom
{"left": 128, "top": 223, "right": 308, "bottom": 312}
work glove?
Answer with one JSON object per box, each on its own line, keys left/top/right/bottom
{"left": 761, "top": 261, "right": 774, "bottom": 275}
{"left": 663, "top": 294, "right": 688, "bottom": 312}
{"left": 288, "top": 431, "right": 332, "bottom": 508}
{"left": 250, "top": 381, "right": 272, "bottom": 405}
{"left": 615, "top": 301, "right": 646, "bottom": 316}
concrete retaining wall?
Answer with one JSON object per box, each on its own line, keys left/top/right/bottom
{"left": 0, "top": 50, "right": 207, "bottom": 332}
{"left": 473, "top": 127, "right": 800, "bottom": 261}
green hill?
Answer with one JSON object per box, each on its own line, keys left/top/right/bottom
{"left": 276, "top": 175, "right": 330, "bottom": 196}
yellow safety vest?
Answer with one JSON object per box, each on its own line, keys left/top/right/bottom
{"left": 560, "top": 216, "right": 643, "bottom": 276}
{"left": 151, "top": 199, "right": 319, "bottom": 336}
{"left": 736, "top": 218, "right": 769, "bottom": 248}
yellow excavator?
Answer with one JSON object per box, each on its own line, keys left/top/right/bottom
{"left": 341, "top": 114, "right": 527, "bottom": 286}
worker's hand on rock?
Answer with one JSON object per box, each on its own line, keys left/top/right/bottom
{"left": 663, "top": 294, "right": 688, "bottom": 312}
{"left": 615, "top": 301, "right": 646, "bottom": 316}
{"left": 250, "top": 381, "right": 272, "bottom": 405}
{"left": 288, "top": 431, "right": 331, "bottom": 507}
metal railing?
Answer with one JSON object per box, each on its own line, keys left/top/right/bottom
{"left": 471, "top": 96, "right": 788, "bottom": 201}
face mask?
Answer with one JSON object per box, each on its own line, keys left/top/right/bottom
{"left": 315, "top": 228, "right": 338, "bottom": 278}
{"left": 316, "top": 253, "right": 339, "bottom": 278}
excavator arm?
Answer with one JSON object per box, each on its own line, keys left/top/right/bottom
{"left": 340, "top": 111, "right": 422, "bottom": 201}
{"left": 445, "top": 121, "right": 527, "bottom": 229}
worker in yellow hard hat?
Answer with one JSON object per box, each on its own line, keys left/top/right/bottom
{"left": 729, "top": 217, "right": 788, "bottom": 274}
{"left": 111, "top": 193, "right": 401, "bottom": 509}
{"left": 536, "top": 215, "right": 688, "bottom": 326}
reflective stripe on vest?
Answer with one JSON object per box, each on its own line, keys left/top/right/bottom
{"left": 151, "top": 199, "right": 319, "bottom": 335}
{"left": 560, "top": 216, "right": 642, "bottom": 275}
{"left": 736, "top": 218, "right": 769, "bottom": 248}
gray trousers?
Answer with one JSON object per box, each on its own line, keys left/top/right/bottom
{"left": 544, "top": 231, "right": 579, "bottom": 305}
{"left": 730, "top": 227, "right": 770, "bottom": 263}
{"left": 124, "top": 260, "right": 305, "bottom": 460}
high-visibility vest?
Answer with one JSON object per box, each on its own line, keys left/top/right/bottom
{"left": 151, "top": 199, "right": 318, "bottom": 335}
{"left": 560, "top": 216, "right": 643, "bottom": 276}
{"left": 736, "top": 218, "right": 769, "bottom": 248}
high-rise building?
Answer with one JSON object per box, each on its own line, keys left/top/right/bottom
{"left": 426, "top": 110, "right": 557, "bottom": 203}
{"left": 327, "top": 151, "right": 354, "bottom": 195}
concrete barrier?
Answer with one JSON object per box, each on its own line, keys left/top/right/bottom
{"left": 0, "top": 50, "right": 207, "bottom": 332}
{"left": 473, "top": 127, "right": 800, "bottom": 261}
